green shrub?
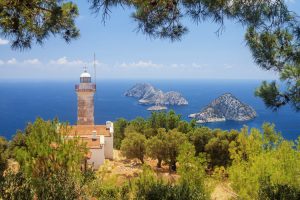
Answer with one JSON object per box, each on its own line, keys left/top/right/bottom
{"left": 0, "top": 171, "right": 32, "bottom": 200}
{"left": 120, "top": 132, "right": 147, "bottom": 163}
{"left": 258, "top": 176, "right": 300, "bottom": 200}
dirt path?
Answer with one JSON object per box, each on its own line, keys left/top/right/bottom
{"left": 211, "top": 182, "right": 238, "bottom": 200}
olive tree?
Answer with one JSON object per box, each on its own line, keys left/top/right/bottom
{"left": 145, "top": 129, "right": 167, "bottom": 168}
{"left": 120, "top": 132, "right": 147, "bottom": 163}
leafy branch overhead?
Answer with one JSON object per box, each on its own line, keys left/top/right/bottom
{"left": 1, "top": 0, "right": 299, "bottom": 110}
{"left": 89, "top": 0, "right": 300, "bottom": 111}
{"left": 0, "top": 0, "right": 79, "bottom": 50}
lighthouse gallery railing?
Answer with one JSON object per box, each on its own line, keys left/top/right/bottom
{"left": 75, "top": 84, "right": 96, "bottom": 92}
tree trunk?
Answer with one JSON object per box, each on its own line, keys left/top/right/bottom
{"left": 84, "top": 159, "right": 87, "bottom": 173}
{"left": 140, "top": 156, "right": 144, "bottom": 164}
{"left": 157, "top": 158, "right": 162, "bottom": 168}
{"left": 170, "top": 160, "right": 176, "bottom": 172}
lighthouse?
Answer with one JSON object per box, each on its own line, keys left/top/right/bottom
{"left": 75, "top": 68, "right": 96, "bottom": 125}
{"left": 69, "top": 66, "right": 114, "bottom": 169}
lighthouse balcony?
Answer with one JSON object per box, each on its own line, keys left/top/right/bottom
{"left": 75, "top": 84, "right": 96, "bottom": 92}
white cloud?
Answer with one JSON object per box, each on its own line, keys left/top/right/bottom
{"left": 50, "top": 57, "right": 67, "bottom": 65}
{"left": 0, "top": 38, "right": 9, "bottom": 45}
{"left": 23, "top": 59, "right": 41, "bottom": 65}
{"left": 7, "top": 58, "right": 17, "bottom": 65}
{"left": 86, "top": 60, "right": 106, "bottom": 67}
{"left": 191, "top": 63, "right": 205, "bottom": 69}
{"left": 0, "top": 58, "right": 40, "bottom": 66}
{"left": 170, "top": 63, "right": 186, "bottom": 68}
{"left": 119, "top": 60, "right": 162, "bottom": 68}
{"left": 93, "top": 60, "right": 103, "bottom": 66}
{"left": 116, "top": 61, "right": 207, "bottom": 72}
{"left": 0, "top": 56, "right": 104, "bottom": 69}
{"left": 224, "top": 64, "right": 234, "bottom": 69}
{"left": 169, "top": 63, "right": 205, "bottom": 70}
{"left": 49, "top": 57, "right": 85, "bottom": 65}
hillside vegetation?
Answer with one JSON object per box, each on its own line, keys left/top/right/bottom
{"left": 0, "top": 111, "right": 299, "bottom": 199}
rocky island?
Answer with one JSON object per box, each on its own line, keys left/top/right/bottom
{"left": 125, "top": 83, "right": 188, "bottom": 110}
{"left": 147, "top": 105, "right": 167, "bottom": 111}
{"left": 189, "top": 93, "right": 257, "bottom": 123}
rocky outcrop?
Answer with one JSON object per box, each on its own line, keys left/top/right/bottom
{"left": 163, "top": 92, "right": 188, "bottom": 105}
{"left": 189, "top": 93, "right": 257, "bottom": 123}
{"left": 125, "top": 83, "right": 188, "bottom": 107}
{"left": 147, "top": 105, "right": 168, "bottom": 111}
{"left": 124, "top": 83, "right": 159, "bottom": 99}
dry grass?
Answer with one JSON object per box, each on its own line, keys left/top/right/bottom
{"left": 100, "top": 150, "right": 237, "bottom": 200}
{"left": 98, "top": 150, "right": 179, "bottom": 185}
{"left": 210, "top": 181, "right": 238, "bottom": 200}
{"left": 5, "top": 151, "right": 237, "bottom": 200}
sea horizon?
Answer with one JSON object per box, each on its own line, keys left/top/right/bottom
{"left": 0, "top": 79, "right": 299, "bottom": 141}
{"left": 0, "top": 77, "right": 280, "bottom": 82}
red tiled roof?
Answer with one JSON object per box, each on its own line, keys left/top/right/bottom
{"left": 80, "top": 137, "right": 103, "bottom": 149}
{"left": 65, "top": 125, "right": 111, "bottom": 149}
{"left": 69, "top": 125, "right": 111, "bottom": 137}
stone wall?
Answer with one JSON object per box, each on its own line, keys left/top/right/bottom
{"left": 77, "top": 91, "right": 95, "bottom": 125}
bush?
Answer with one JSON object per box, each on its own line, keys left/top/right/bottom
{"left": 258, "top": 176, "right": 300, "bottom": 200}
{"left": 177, "top": 142, "right": 208, "bottom": 200}
{"left": 113, "top": 118, "right": 128, "bottom": 149}
{"left": 134, "top": 165, "right": 207, "bottom": 200}
{"left": 0, "top": 171, "right": 32, "bottom": 200}
{"left": 229, "top": 125, "right": 300, "bottom": 199}
{"left": 120, "top": 132, "right": 147, "bottom": 163}
{"left": 2, "top": 118, "right": 88, "bottom": 200}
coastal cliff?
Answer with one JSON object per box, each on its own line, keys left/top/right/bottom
{"left": 189, "top": 93, "right": 256, "bottom": 123}
{"left": 125, "top": 83, "right": 188, "bottom": 109}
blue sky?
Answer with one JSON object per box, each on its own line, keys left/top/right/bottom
{"left": 0, "top": 1, "right": 299, "bottom": 80}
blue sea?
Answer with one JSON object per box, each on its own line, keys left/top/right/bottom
{"left": 0, "top": 79, "right": 299, "bottom": 140}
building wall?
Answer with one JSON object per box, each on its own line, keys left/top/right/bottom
{"left": 104, "top": 122, "right": 114, "bottom": 159}
{"left": 104, "top": 136, "right": 113, "bottom": 159}
{"left": 77, "top": 91, "right": 95, "bottom": 125}
{"left": 88, "top": 148, "right": 104, "bottom": 169}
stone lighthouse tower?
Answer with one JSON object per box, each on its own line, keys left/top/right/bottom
{"left": 75, "top": 69, "right": 96, "bottom": 125}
